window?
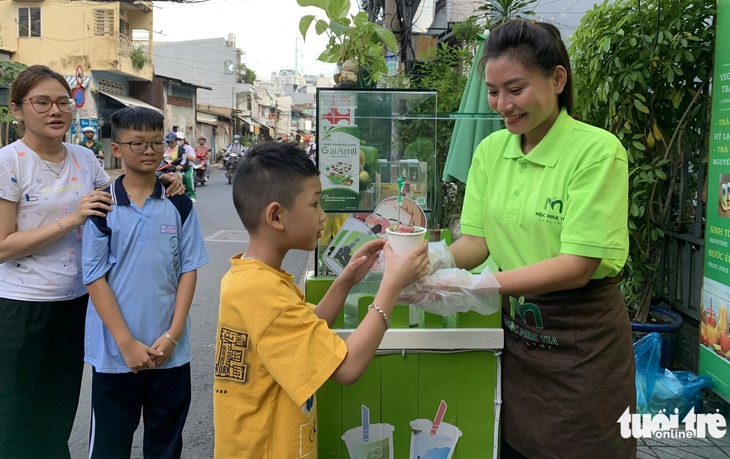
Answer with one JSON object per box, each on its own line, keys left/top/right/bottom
{"left": 18, "top": 7, "right": 41, "bottom": 38}
{"left": 94, "top": 9, "right": 114, "bottom": 36}
{"left": 119, "top": 19, "right": 130, "bottom": 38}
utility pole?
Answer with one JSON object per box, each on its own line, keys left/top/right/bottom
{"left": 384, "top": 0, "right": 403, "bottom": 72}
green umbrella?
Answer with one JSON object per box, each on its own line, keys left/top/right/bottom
{"left": 442, "top": 35, "right": 504, "bottom": 183}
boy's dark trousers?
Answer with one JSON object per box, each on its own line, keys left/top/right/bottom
{"left": 89, "top": 363, "right": 191, "bottom": 459}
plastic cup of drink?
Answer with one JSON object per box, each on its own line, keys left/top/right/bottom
{"left": 386, "top": 225, "right": 426, "bottom": 253}
{"left": 342, "top": 423, "right": 394, "bottom": 459}
{"left": 409, "top": 419, "right": 462, "bottom": 459}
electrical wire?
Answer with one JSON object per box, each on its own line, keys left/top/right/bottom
{"left": 637, "top": 0, "right": 661, "bottom": 53}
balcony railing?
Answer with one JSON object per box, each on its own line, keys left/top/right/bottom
{"left": 119, "top": 34, "right": 150, "bottom": 58}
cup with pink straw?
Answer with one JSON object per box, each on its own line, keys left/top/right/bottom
{"left": 409, "top": 400, "right": 463, "bottom": 459}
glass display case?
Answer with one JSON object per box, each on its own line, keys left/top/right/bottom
{"left": 316, "top": 89, "right": 437, "bottom": 276}
{"left": 317, "top": 88, "right": 436, "bottom": 211}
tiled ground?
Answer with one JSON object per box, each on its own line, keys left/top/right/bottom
{"left": 637, "top": 433, "right": 730, "bottom": 458}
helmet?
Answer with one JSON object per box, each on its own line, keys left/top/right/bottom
{"left": 233, "top": 134, "right": 241, "bottom": 140}
{"left": 165, "top": 132, "right": 178, "bottom": 142}
{"left": 198, "top": 135, "right": 206, "bottom": 140}
{"left": 82, "top": 126, "right": 95, "bottom": 133}
{"left": 175, "top": 131, "right": 186, "bottom": 140}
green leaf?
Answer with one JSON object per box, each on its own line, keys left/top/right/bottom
{"left": 633, "top": 99, "right": 649, "bottom": 114}
{"left": 317, "top": 47, "right": 340, "bottom": 63}
{"left": 329, "top": 19, "right": 352, "bottom": 36}
{"left": 326, "top": 0, "right": 350, "bottom": 20}
{"left": 632, "top": 141, "right": 646, "bottom": 151}
{"left": 630, "top": 203, "right": 640, "bottom": 216}
{"left": 314, "top": 19, "right": 329, "bottom": 36}
{"left": 299, "top": 15, "right": 316, "bottom": 40}
{"left": 297, "top": 0, "right": 329, "bottom": 8}
{"left": 374, "top": 26, "right": 399, "bottom": 53}
{"left": 601, "top": 37, "right": 611, "bottom": 52}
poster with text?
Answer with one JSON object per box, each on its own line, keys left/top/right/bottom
{"left": 319, "top": 92, "right": 361, "bottom": 210}
{"left": 701, "top": 0, "right": 730, "bottom": 402}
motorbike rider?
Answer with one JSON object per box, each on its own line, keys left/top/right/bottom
{"left": 176, "top": 131, "right": 198, "bottom": 202}
{"left": 78, "top": 126, "right": 104, "bottom": 168}
{"left": 195, "top": 135, "right": 212, "bottom": 183}
{"left": 224, "top": 134, "right": 245, "bottom": 170}
{"left": 161, "top": 131, "right": 188, "bottom": 173}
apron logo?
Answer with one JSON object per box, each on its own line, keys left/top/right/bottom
{"left": 509, "top": 296, "right": 544, "bottom": 329}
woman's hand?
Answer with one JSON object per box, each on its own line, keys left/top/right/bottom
{"left": 340, "top": 239, "right": 387, "bottom": 286}
{"left": 382, "top": 241, "right": 429, "bottom": 289}
{"left": 160, "top": 173, "right": 186, "bottom": 196}
{"left": 70, "top": 190, "right": 113, "bottom": 227}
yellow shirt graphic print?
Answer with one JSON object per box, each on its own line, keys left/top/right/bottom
{"left": 213, "top": 257, "right": 347, "bottom": 458}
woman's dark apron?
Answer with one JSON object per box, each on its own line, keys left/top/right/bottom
{"left": 501, "top": 277, "right": 637, "bottom": 458}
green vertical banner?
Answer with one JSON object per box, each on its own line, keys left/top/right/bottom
{"left": 701, "top": 0, "right": 730, "bottom": 402}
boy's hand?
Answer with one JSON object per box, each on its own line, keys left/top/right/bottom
{"left": 383, "top": 241, "right": 429, "bottom": 289}
{"left": 150, "top": 333, "right": 176, "bottom": 367}
{"left": 119, "top": 339, "right": 162, "bottom": 374}
{"left": 339, "top": 239, "right": 387, "bottom": 286}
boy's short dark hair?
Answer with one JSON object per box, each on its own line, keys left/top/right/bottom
{"left": 110, "top": 106, "right": 165, "bottom": 140}
{"left": 233, "top": 141, "right": 319, "bottom": 233}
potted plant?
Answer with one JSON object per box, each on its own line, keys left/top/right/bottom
{"left": 297, "top": 0, "right": 398, "bottom": 86}
{"left": 570, "top": 0, "right": 714, "bottom": 355}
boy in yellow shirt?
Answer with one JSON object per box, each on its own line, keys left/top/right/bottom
{"left": 213, "top": 142, "right": 428, "bottom": 458}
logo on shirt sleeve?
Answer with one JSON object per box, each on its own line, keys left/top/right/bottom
{"left": 214, "top": 327, "right": 249, "bottom": 383}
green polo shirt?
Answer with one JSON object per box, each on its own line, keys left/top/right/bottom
{"left": 461, "top": 109, "right": 628, "bottom": 279}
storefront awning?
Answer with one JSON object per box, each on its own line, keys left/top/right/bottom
{"left": 237, "top": 115, "right": 267, "bottom": 129}
{"left": 97, "top": 90, "right": 163, "bottom": 114}
{"left": 197, "top": 113, "right": 218, "bottom": 125}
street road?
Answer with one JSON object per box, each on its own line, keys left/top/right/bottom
{"left": 68, "top": 165, "right": 312, "bottom": 458}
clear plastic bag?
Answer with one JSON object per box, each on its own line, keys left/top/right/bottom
{"left": 634, "top": 332, "right": 713, "bottom": 418}
{"left": 397, "top": 266, "right": 501, "bottom": 316}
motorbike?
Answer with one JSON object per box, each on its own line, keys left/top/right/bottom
{"left": 156, "top": 157, "right": 185, "bottom": 177}
{"left": 193, "top": 153, "right": 207, "bottom": 187}
{"left": 224, "top": 151, "right": 241, "bottom": 185}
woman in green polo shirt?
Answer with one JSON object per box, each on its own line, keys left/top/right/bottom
{"left": 446, "top": 20, "right": 635, "bottom": 458}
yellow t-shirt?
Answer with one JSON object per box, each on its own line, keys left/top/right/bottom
{"left": 213, "top": 255, "right": 348, "bottom": 458}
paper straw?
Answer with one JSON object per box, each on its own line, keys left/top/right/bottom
{"left": 362, "top": 405, "right": 370, "bottom": 442}
{"left": 430, "top": 400, "right": 448, "bottom": 436}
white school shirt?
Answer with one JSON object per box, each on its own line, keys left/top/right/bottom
{"left": 0, "top": 140, "right": 109, "bottom": 301}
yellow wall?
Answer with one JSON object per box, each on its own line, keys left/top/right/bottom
{"left": 0, "top": 1, "right": 153, "bottom": 81}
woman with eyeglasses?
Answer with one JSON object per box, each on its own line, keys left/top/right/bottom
{"left": 0, "top": 65, "right": 113, "bottom": 457}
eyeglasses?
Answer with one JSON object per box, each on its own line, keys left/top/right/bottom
{"left": 21, "top": 96, "right": 76, "bottom": 113}
{"left": 114, "top": 140, "right": 167, "bottom": 154}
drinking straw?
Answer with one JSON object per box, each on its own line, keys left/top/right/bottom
{"left": 362, "top": 405, "right": 370, "bottom": 442}
{"left": 430, "top": 400, "right": 448, "bottom": 436}
{"left": 396, "top": 176, "right": 406, "bottom": 230}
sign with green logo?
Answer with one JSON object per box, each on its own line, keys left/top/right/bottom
{"left": 701, "top": 0, "right": 730, "bottom": 402}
